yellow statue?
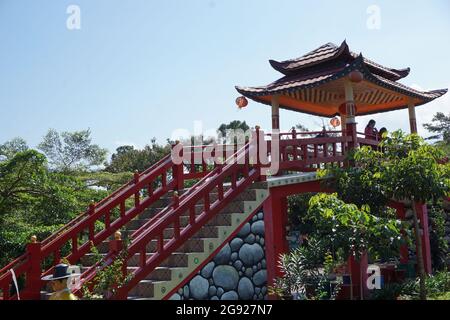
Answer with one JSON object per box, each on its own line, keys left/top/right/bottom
{"left": 42, "top": 264, "right": 80, "bottom": 300}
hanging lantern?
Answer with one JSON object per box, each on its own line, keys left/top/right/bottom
{"left": 330, "top": 117, "right": 341, "bottom": 128}
{"left": 236, "top": 96, "right": 248, "bottom": 109}
{"left": 349, "top": 70, "right": 364, "bottom": 83}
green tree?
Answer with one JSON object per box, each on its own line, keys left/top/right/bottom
{"left": 379, "top": 132, "right": 450, "bottom": 299}
{"left": 327, "top": 131, "right": 450, "bottom": 299}
{"left": 424, "top": 112, "right": 450, "bottom": 143}
{"left": 294, "top": 124, "right": 310, "bottom": 132}
{"left": 0, "top": 149, "right": 107, "bottom": 266}
{"left": 307, "top": 193, "right": 403, "bottom": 261}
{"left": 0, "top": 150, "right": 47, "bottom": 218}
{"left": 217, "top": 120, "right": 250, "bottom": 143}
{"left": 0, "top": 137, "right": 29, "bottom": 161}
{"left": 105, "top": 139, "right": 170, "bottom": 173}
{"left": 424, "top": 112, "right": 450, "bottom": 155}
{"left": 37, "top": 129, "right": 107, "bottom": 173}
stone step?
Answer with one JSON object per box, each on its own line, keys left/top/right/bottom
{"left": 96, "top": 238, "right": 205, "bottom": 254}
{"left": 124, "top": 225, "right": 219, "bottom": 240}
{"left": 128, "top": 280, "right": 157, "bottom": 297}
{"left": 80, "top": 251, "right": 189, "bottom": 268}
{"left": 125, "top": 212, "right": 233, "bottom": 240}
{"left": 137, "top": 191, "right": 252, "bottom": 220}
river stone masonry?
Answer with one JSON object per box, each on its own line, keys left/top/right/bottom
{"left": 169, "top": 210, "right": 267, "bottom": 300}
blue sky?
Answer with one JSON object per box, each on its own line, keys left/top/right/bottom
{"left": 0, "top": 0, "right": 449, "bottom": 155}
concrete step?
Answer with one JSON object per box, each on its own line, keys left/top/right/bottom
{"left": 137, "top": 192, "right": 252, "bottom": 220}
{"left": 129, "top": 280, "right": 164, "bottom": 298}
{"left": 96, "top": 238, "right": 205, "bottom": 254}
{"left": 80, "top": 251, "right": 189, "bottom": 268}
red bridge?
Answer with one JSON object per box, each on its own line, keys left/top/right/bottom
{"left": 0, "top": 41, "right": 446, "bottom": 300}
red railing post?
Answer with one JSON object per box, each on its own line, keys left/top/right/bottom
{"left": 109, "top": 231, "right": 126, "bottom": 283}
{"left": 292, "top": 127, "right": 297, "bottom": 161}
{"left": 344, "top": 80, "right": 357, "bottom": 160}
{"left": 255, "top": 126, "right": 266, "bottom": 182}
{"left": 88, "top": 202, "right": 95, "bottom": 241}
{"left": 134, "top": 171, "right": 140, "bottom": 207}
{"left": 172, "top": 191, "right": 179, "bottom": 209}
{"left": 23, "top": 235, "right": 42, "bottom": 300}
{"left": 109, "top": 231, "right": 124, "bottom": 254}
{"left": 172, "top": 141, "right": 184, "bottom": 191}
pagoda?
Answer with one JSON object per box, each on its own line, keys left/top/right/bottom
{"left": 236, "top": 41, "right": 447, "bottom": 139}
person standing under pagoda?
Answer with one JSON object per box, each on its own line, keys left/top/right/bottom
{"left": 364, "top": 119, "right": 378, "bottom": 140}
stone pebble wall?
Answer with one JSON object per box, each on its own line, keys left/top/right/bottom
{"left": 170, "top": 211, "right": 267, "bottom": 300}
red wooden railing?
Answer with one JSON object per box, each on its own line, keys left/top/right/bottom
{"left": 71, "top": 144, "right": 247, "bottom": 293}
{"left": 0, "top": 153, "right": 178, "bottom": 300}
{"left": 265, "top": 129, "right": 349, "bottom": 173}
{"left": 0, "top": 127, "right": 381, "bottom": 300}
{"left": 112, "top": 140, "right": 262, "bottom": 299}
{"left": 356, "top": 131, "right": 383, "bottom": 148}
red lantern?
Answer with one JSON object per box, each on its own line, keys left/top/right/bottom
{"left": 330, "top": 117, "right": 341, "bottom": 128}
{"left": 236, "top": 96, "right": 248, "bottom": 109}
{"left": 349, "top": 70, "right": 364, "bottom": 83}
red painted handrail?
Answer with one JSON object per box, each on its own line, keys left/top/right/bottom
{"left": 0, "top": 153, "right": 176, "bottom": 300}
{"left": 1, "top": 128, "right": 383, "bottom": 300}
{"left": 74, "top": 141, "right": 257, "bottom": 296}
{"left": 112, "top": 141, "right": 260, "bottom": 299}
{"left": 0, "top": 154, "right": 171, "bottom": 276}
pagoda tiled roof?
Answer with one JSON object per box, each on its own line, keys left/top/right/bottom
{"left": 269, "top": 41, "right": 410, "bottom": 81}
{"left": 236, "top": 52, "right": 447, "bottom": 117}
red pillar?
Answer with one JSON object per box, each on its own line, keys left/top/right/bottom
{"left": 343, "top": 81, "right": 358, "bottom": 152}
{"left": 346, "top": 122, "right": 358, "bottom": 151}
{"left": 415, "top": 203, "right": 432, "bottom": 274}
{"left": 347, "top": 252, "right": 369, "bottom": 300}
{"left": 22, "top": 241, "right": 42, "bottom": 300}
{"left": 171, "top": 141, "right": 184, "bottom": 191}
{"left": 263, "top": 193, "right": 288, "bottom": 296}
{"left": 390, "top": 201, "right": 409, "bottom": 264}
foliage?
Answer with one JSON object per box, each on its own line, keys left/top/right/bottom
{"left": 0, "top": 150, "right": 47, "bottom": 218}
{"left": 399, "top": 272, "right": 450, "bottom": 300}
{"left": 0, "top": 223, "right": 63, "bottom": 267}
{"left": 378, "top": 131, "right": 450, "bottom": 203}
{"left": 322, "top": 131, "right": 449, "bottom": 205}
{"left": 370, "top": 271, "right": 450, "bottom": 300}
{"left": 0, "top": 137, "right": 29, "bottom": 161}
{"left": 423, "top": 112, "right": 450, "bottom": 144}
{"left": 37, "top": 128, "right": 108, "bottom": 173}
{"left": 307, "top": 193, "right": 404, "bottom": 261}
{"left": 105, "top": 139, "right": 170, "bottom": 173}
{"left": 319, "top": 149, "right": 390, "bottom": 217}
{"left": 428, "top": 291, "right": 450, "bottom": 300}
{"left": 217, "top": 120, "right": 250, "bottom": 144}
{"left": 0, "top": 149, "right": 107, "bottom": 267}
{"left": 287, "top": 193, "right": 316, "bottom": 234}
{"left": 294, "top": 124, "right": 310, "bottom": 132}
{"left": 370, "top": 281, "right": 416, "bottom": 300}
{"left": 320, "top": 131, "right": 449, "bottom": 267}
{"left": 82, "top": 245, "right": 131, "bottom": 300}
{"left": 269, "top": 238, "right": 341, "bottom": 300}
{"left": 77, "top": 171, "right": 133, "bottom": 192}
{"left": 428, "top": 204, "right": 449, "bottom": 271}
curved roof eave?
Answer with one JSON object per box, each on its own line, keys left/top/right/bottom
{"left": 269, "top": 41, "right": 411, "bottom": 81}
{"left": 235, "top": 54, "right": 447, "bottom": 117}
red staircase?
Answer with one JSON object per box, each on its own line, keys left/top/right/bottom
{"left": 0, "top": 128, "right": 361, "bottom": 300}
